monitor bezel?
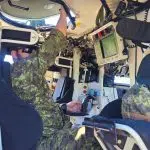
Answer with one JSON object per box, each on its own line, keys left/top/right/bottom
{"left": 89, "top": 22, "right": 127, "bottom": 66}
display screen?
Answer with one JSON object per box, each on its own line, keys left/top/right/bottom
{"left": 2, "top": 29, "right": 31, "bottom": 42}
{"left": 100, "top": 33, "right": 118, "bottom": 58}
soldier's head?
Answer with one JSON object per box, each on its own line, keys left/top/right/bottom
{"left": 11, "top": 48, "right": 30, "bottom": 60}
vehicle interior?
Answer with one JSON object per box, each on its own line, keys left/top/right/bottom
{"left": 0, "top": 0, "right": 150, "bottom": 150}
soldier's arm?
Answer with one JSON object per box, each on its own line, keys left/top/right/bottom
{"left": 56, "top": 0, "right": 73, "bottom": 36}
{"left": 39, "top": 6, "right": 68, "bottom": 68}
{"left": 56, "top": 6, "right": 67, "bottom": 36}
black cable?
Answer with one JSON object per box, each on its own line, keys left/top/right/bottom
{"left": 50, "top": 0, "right": 76, "bottom": 29}
{"left": 124, "top": 0, "right": 149, "bottom": 17}
{"left": 113, "top": 0, "right": 150, "bottom": 22}
{"left": 141, "top": 6, "right": 149, "bottom": 53}
{"left": 100, "top": 0, "right": 111, "bottom": 17}
{"left": 144, "top": 9, "right": 149, "bottom": 22}
{"left": 8, "top": 0, "right": 29, "bottom": 11}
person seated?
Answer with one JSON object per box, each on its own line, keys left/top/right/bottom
{"left": 122, "top": 84, "right": 150, "bottom": 122}
{"left": 53, "top": 67, "right": 74, "bottom": 103}
{"left": 100, "top": 54, "right": 150, "bottom": 122}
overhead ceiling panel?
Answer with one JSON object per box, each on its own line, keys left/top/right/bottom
{"left": 67, "top": 0, "right": 121, "bottom": 37}
{"left": 0, "top": 0, "right": 61, "bottom": 19}
{"left": 1, "top": 0, "right": 146, "bottom": 36}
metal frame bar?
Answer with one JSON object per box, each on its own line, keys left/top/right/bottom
{"left": 94, "top": 128, "right": 108, "bottom": 150}
{"left": 115, "top": 123, "right": 148, "bottom": 150}
{"left": 123, "top": 137, "right": 136, "bottom": 150}
{"left": 85, "top": 122, "right": 148, "bottom": 150}
{"left": 55, "top": 56, "right": 73, "bottom": 77}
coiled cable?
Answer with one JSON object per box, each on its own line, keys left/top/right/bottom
{"left": 144, "top": 9, "right": 149, "bottom": 22}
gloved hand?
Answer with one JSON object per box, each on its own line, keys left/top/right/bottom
{"left": 67, "top": 101, "right": 82, "bottom": 113}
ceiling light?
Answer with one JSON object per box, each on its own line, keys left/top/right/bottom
{"left": 44, "top": 4, "right": 55, "bottom": 10}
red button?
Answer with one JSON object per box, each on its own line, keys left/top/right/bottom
{"left": 98, "top": 32, "right": 102, "bottom": 38}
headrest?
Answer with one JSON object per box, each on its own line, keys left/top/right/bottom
{"left": 137, "top": 54, "right": 150, "bottom": 86}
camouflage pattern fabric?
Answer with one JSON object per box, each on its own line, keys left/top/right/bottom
{"left": 11, "top": 29, "right": 101, "bottom": 150}
{"left": 11, "top": 29, "right": 67, "bottom": 136}
{"left": 122, "top": 84, "right": 150, "bottom": 122}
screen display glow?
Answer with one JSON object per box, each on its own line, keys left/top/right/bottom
{"left": 100, "top": 33, "right": 118, "bottom": 58}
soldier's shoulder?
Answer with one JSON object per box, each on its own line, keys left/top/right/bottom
{"left": 49, "top": 29, "right": 65, "bottom": 37}
{"left": 122, "top": 84, "right": 150, "bottom": 102}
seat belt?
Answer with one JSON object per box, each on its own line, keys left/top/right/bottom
{"left": 60, "top": 77, "right": 66, "bottom": 99}
{"left": 56, "top": 77, "right": 66, "bottom": 100}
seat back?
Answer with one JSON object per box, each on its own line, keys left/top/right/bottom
{"left": 56, "top": 77, "right": 74, "bottom": 104}
{"left": 137, "top": 54, "right": 150, "bottom": 86}
{"left": 0, "top": 55, "right": 43, "bottom": 150}
{"left": 0, "top": 80, "right": 43, "bottom": 150}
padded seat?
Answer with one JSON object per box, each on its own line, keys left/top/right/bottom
{"left": 137, "top": 54, "right": 150, "bottom": 86}
{"left": 0, "top": 79, "right": 43, "bottom": 150}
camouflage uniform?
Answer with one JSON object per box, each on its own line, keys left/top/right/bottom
{"left": 122, "top": 84, "right": 150, "bottom": 121}
{"left": 11, "top": 29, "right": 100, "bottom": 150}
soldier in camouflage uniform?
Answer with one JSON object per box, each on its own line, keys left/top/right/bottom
{"left": 101, "top": 54, "right": 150, "bottom": 122}
{"left": 122, "top": 84, "right": 150, "bottom": 122}
{"left": 11, "top": 6, "right": 100, "bottom": 150}
{"left": 121, "top": 52, "right": 150, "bottom": 122}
